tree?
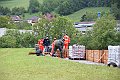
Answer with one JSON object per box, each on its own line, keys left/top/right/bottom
{"left": 11, "top": 7, "right": 26, "bottom": 15}
{"left": 111, "top": 3, "right": 120, "bottom": 20}
{"left": 0, "top": 6, "right": 11, "bottom": 15}
{"left": 51, "top": 16, "right": 76, "bottom": 39}
{"left": 33, "top": 16, "right": 77, "bottom": 44}
{"left": 33, "top": 16, "right": 52, "bottom": 38}
{"left": 0, "top": 35, "right": 17, "bottom": 48}
{"left": 0, "top": 16, "right": 17, "bottom": 29}
{"left": 90, "top": 15, "right": 116, "bottom": 49}
{"left": 28, "top": 0, "right": 40, "bottom": 13}
{"left": 0, "top": 29, "right": 37, "bottom": 48}
{"left": 14, "top": 21, "right": 32, "bottom": 30}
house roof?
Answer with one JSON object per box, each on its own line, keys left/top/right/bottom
{"left": 44, "top": 13, "right": 54, "bottom": 21}
{"left": 74, "top": 21, "right": 95, "bottom": 28}
{"left": 11, "top": 16, "right": 22, "bottom": 21}
{"left": 27, "top": 16, "right": 39, "bottom": 23}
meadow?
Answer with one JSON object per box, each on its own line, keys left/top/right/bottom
{"left": 67, "top": 7, "right": 110, "bottom": 22}
{"left": 0, "top": 0, "right": 43, "bottom": 9}
{"left": 0, "top": 48, "right": 120, "bottom": 80}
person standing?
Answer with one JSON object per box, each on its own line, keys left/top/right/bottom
{"left": 63, "top": 34, "right": 70, "bottom": 58}
{"left": 38, "top": 38, "right": 44, "bottom": 52}
{"left": 43, "top": 36, "right": 50, "bottom": 52}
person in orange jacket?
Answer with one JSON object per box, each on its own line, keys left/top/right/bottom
{"left": 63, "top": 34, "right": 70, "bottom": 49}
{"left": 63, "top": 34, "right": 70, "bottom": 58}
{"left": 38, "top": 38, "right": 44, "bottom": 52}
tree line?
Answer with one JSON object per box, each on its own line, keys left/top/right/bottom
{"left": 0, "top": 0, "right": 120, "bottom": 20}
{"left": 28, "top": 0, "right": 120, "bottom": 20}
{"left": 0, "top": 6, "right": 26, "bottom": 16}
{"left": 28, "top": 0, "right": 111, "bottom": 15}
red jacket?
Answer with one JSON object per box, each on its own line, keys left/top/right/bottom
{"left": 63, "top": 35, "right": 70, "bottom": 45}
{"left": 38, "top": 39, "right": 44, "bottom": 51}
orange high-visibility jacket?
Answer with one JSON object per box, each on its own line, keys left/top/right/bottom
{"left": 38, "top": 39, "right": 44, "bottom": 51}
{"left": 51, "top": 40, "right": 56, "bottom": 53}
{"left": 63, "top": 35, "right": 70, "bottom": 45}
{"left": 63, "top": 35, "right": 70, "bottom": 49}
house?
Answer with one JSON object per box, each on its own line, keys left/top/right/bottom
{"left": 27, "top": 16, "right": 40, "bottom": 26}
{"left": 44, "top": 13, "right": 54, "bottom": 21}
{"left": 74, "top": 21, "right": 120, "bottom": 34}
{"left": 74, "top": 22, "right": 95, "bottom": 34}
{"left": 11, "top": 16, "right": 22, "bottom": 22}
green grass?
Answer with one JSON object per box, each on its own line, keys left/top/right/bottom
{"left": 67, "top": 7, "right": 110, "bottom": 22}
{"left": 23, "top": 13, "right": 40, "bottom": 19}
{"left": 0, "top": 48, "right": 120, "bottom": 80}
{"left": 0, "top": 0, "right": 43, "bottom": 9}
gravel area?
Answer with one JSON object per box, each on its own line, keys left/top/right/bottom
{"left": 64, "top": 58, "right": 106, "bottom": 66}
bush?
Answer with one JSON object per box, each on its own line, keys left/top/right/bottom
{"left": 0, "top": 35, "right": 17, "bottom": 48}
{"left": 0, "top": 30, "right": 38, "bottom": 48}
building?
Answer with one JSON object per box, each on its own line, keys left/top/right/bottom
{"left": 74, "top": 22, "right": 95, "bottom": 34}
{"left": 44, "top": 13, "right": 54, "bottom": 21}
{"left": 27, "top": 16, "right": 40, "bottom": 26}
{"left": 11, "top": 16, "right": 22, "bottom": 22}
{"left": 74, "top": 21, "right": 120, "bottom": 34}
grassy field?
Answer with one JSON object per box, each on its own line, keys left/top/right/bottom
{"left": 0, "top": 48, "right": 120, "bottom": 80}
{"left": 67, "top": 7, "right": 110, "bottom": 22}
{"left": 0, "top": 0, "right": 43, "bottom": 9}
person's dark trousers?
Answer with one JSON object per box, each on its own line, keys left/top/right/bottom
{"left": 44, "top": 46, "right": 49, "bottom": 52}
{"left": 36, "top": 49, "right": 44, "bottom": 56}
{"left": 54, "top": 46, "right": 63, "bottom": 58}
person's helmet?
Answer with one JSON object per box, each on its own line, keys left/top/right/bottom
{"left": 54, "top": 38, "right": 56, "bottom": 40}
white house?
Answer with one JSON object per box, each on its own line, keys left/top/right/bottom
{"left": 27, "top": 16, "right": 40, "bottom": 26}
{"left": 74, "top": 22, "right": 95, "bottom": 34}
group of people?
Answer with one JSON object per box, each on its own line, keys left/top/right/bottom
{"left": 36, "top": 34, "right": 70, "bottom": 58}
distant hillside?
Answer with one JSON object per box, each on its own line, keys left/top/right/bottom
{"left": 0, "top": 0, "right": 43, "bottom": 9}
{"left": 67, "top": 7, "right": 110, "bottom": 22}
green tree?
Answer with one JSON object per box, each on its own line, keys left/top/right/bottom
{"left": 28, "top": 0, "right": 40, "bottom": 13}
{"left": 11, "top": 7, "right": 26, "bottom": 15}
{"left": 0, "top": 29, "right": 37, "bottom": 48}
{"left": 14, "top": 22, "right": 32, "bottom": 30}
{"left": 0, "top": 16, "right": 17, "bottom": 29}
{"left": 33, "top": 16, "right": 77, "bottom": 44}
{"left": 90, "top": 15, "right": 116, "bottom": 49}
{"left": 111, "top": 3, "right": 120, "bottom": 20}
{"left": 0, "top": 35, "right": 17, "bottom": 48}
{"left": 33, "top": 16, "right": 52, "bottom": 38}
{"left": 0, "top": 6, "right": 11, "bottom": 15}
{"left": 51, "top": 16, "right": 76, "bottom": 39}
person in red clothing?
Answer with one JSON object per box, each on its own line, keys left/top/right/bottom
{"left": 63, "top": 34, "right": 70, "bottom": 49}
{"left": 38, "top": 38, "right": 44, "bottom": 52}
{"left": 63, "top": 34, "right": 70, "bottom": 58}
